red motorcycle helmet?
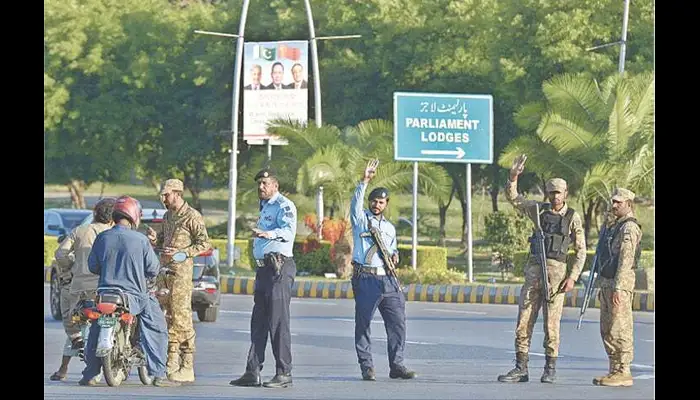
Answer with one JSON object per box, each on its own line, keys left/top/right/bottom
{"left": 112, "top": 195, "right": 142, "bottom": 228}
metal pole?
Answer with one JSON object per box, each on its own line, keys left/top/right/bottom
{"left": 466, "top": 164, "right": 473, "bottom": 283}
{"left": 316, "top": 186, "right": 324, "bottom": 240}
{"left": 226, "top": 0, "right": 251, "bottom": 269}
{"left": 411, "top": 162, "right": 418, "bottom": 270}
{"left": 303, "top": 0, "right": 322, "bottom": 127}
{"left": 266, "top": 139, "right": 272, "bottom": 161}
{"left": 618, "top": 0, "right": 630, "bottom": 75}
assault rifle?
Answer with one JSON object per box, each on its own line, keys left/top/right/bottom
{"left": 533, "top": 203, "right": 551, "bottom": 313}
{"left": 367, "top": 219, "right": 401, "bottom": 290}
{"left": 577, "top": 225, "right": 608, "bottom": 330}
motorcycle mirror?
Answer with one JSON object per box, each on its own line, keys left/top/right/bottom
{"left": 172, "top": 252, "right": 188, "bottom": 263}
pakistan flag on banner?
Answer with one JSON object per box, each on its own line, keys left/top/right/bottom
{"left": 253, "top": 45, "right": 276, "bottom": 61}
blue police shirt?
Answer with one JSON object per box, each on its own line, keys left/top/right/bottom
{"left": 253, "top": 191, "right": 297, "bottom": 259}
{"left": 87, "top": 225, "right": 160, "bottom": 301}
{"left": 350, "top": 182, "right": 398, "bottom": 267}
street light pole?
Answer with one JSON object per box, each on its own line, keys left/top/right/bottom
{"left": 618, "top": 0, "right": 630, "bottom": 75}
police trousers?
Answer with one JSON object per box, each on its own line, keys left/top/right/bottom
{"left": 82, "top": 294, "right": 169, "bottom": 379}
{"left": 245, "top": 255, "right": 296, "bottom": 375}
{"left": 351, "top": 271, "right": 406, "bottom": 370}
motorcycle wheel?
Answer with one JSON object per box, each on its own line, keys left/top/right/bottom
{"left": 138, "top": 366, "right": 154, "bottom": 385}
{"left": 101, "top": 325, "right": 128, "bottom": 387}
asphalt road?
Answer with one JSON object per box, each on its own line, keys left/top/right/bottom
{"left": 44, "top": 284, "right": 654, "bottom": 399}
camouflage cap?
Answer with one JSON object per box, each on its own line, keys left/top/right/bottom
{"left": 611, "top": 187, "right": 635, "bottom": 202}
{"left": 254, "top": 167, "right": 277, "bottom": 181}
{"left": 545, "top": 178, "right": 567, "bottom": 193}
{"left": 368, "top": 187, "right": 390, "bottom": 201}
{"left": 159, "top": 178, "right": 184, "bottom": 195}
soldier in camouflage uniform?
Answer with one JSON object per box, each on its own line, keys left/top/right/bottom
{"left": 498, "top": 155, "right": 586, "bottom": 384}
{"left": 146, "top": 178, "right": 211, "bottom": 383}
{"left": 592, "top": 188, "right": 642, "bottom": 387}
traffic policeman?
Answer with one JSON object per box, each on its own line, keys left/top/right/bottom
{"left": 350, "top": 159, "right": 417, "bottom": 381}
{"left": 230, "top": 167, "right": 298, "bottom": 389}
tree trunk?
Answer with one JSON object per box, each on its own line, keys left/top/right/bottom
{"left": 184, "top": 164, "right": 204, "bottom": 213}
{"left": 490, "top": 164, "right": 500, "bottom": 212}
{"left": 460, "top": 195, "right": 469, "bottom": 251}
{"left": 68, "top": 180, "right": 87, "bottom": 209}
{"left": 582, "top": 198, "right": 596, "bottom": 248}
{"left": 437, "top": 186, "right": 456, "bottom": 246}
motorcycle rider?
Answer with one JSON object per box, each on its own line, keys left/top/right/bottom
{"left": 79, "top": 196, "right": 180, "bottom": 387}
{"left": 49, "top": 197, "right": 115, "bottom": 381}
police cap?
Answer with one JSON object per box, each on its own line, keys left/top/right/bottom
{"left": 254, "top": 167, "right": 277, "bottom": 181}
{"left": 368, "top": 187, "right": 390, "bottom": 201}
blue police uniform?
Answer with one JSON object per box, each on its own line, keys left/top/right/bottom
{"left": 246, "top": 190, "right": 297, "bottom": 377}
{"left": 350, "top": 181, "right": 409, "bottom": 376}
{"left": 82, "top": 225, "right": 169, "bottom": 381}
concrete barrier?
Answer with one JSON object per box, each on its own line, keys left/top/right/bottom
{"left": 43, "top": 267, "right": 654, "bottom": 312}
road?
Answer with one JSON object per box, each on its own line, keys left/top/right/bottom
{"left": 44, "top": 284, "right": 654, "bottom": 399}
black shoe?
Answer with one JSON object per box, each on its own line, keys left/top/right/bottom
{"left": 361, "top": 367, "right": 376, "bottom": 381}
{"left": 153, "top": 377, "right": 181, "bottom": 387}
{"left": 229, "top": 371, "right": 262, "bottom": 387}
{"left": 497, "top": 367, "right": 529, "bottom": 383}
{"left": 263, "top": 373, "right": 293, "bottom": 388}
{"left": 389, "top": 366, "right": 417, "bottom": 379}
{"left": 78, "top": 377, "right": 98, "bottom": 386}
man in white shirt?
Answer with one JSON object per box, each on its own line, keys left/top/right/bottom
{"left": 244, "top": 65, "right": 263, "bottom": 90}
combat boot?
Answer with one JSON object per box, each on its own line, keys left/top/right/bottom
{"left": 497, "top": 352, "right": 529, "bottom": 383}
{"left": 166, "top": 351, "right": 180, "bottom": 379}
{"left": 592, "top": 359, "right": 615, "bottom": 385}
{"left": 540, "top": 356, "right": 556, "bottom": 383}
{"left": 598, "top": 363, "right": 633, "bottom": 387}
{"left": 170, "top": 353, "right": 195, "bottom": 383}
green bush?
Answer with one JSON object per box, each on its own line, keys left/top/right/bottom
{"left": 44, "top": 236, "right": 59, "bottom": 266}
{"left": 396, "top": 265, "right": 465, "bottom": 285}
{"left": 210, "top": 238, "right": 252, "bottom": 269}
{"left": 484, "top": 211, "right": 531, "bottom": 266}
{"left": 397, "top": 244, "right": 447, "bottom": 271}
{"left": 292, "top": 240, "right": 333, "bottom": 275}
{"left": 511, "top": 249, "right": 655, "bottom": 277}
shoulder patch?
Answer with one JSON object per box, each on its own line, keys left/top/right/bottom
{"left": 284, "top": 211, "right": 294, "bottom": 218}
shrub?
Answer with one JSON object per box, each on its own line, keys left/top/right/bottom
{"left": 396, "top": 265, "right": 465, "bottom": 285}
{"left": 397, "top": 244, "right": 447, "bottom": 271}
{"left": 44, "top": 236, "right": 59, "bottom": 266}
{"left": 484, "top": 211, "right": 531, "bottom": 270}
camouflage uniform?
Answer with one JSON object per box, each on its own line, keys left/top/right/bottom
{"left": 151, "top": 179, "right": 210, "bottom": 381}
{"left": 594, "top": 188, "right": 642, "bottom": 387}
{"left": 499, "top": 177, "right": 586, "bottom": 383}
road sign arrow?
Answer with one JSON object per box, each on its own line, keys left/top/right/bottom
{"left": 420, "top": 147, "right": 466, "bottom": 159}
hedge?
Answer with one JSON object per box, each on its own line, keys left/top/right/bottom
{"left": 209, "top": 238, "right": 253, "bottom": 269}
{"left": 397, "top": 244, "right": 448, "bottom": 271}
{"left": 511, "top": 249, "right": 655, "bottom": 277}
{"left": 44, "top": 235, "right": 60, "bottom": 266}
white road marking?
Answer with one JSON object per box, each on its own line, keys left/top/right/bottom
{"left": 234, "top": 329, "right": 297, "bottom": 336}
{"left": 372, "top": 337, "right": 436, "bottom": 345}
{"left": 424, "top": 309, "right": 487, "bottom": 315}
{"left": 291, "top": 299, "right": 338, "bottom": 306}
{"left": 631, "top": 363, "right": 654, "bottom": 370}
{"left": 634, "top": 374, "right": 654, "bottom": 380}
{"left": 508, "top": 351, "right": 557, "bottom": 358}
{"left": 641, "top": 339, "right": 654, "bottom": 342}
{"left": 332, "top": 318, "right": 384, "bottom": 324}
{"left": 220, "top": 310, "right": 252, "bottom": 314}
{"left": 505, "top": 330, "right": 543, "bottom": 335}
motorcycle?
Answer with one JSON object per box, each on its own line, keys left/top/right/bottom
{"left": 78, "top": 265, "right": 175, "bottom": 387}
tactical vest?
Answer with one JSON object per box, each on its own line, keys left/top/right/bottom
{"left": 598, "top": 217, "right": 642, "bottom": 279}
{"left": 529, "top": 204, "right": 575, "bottom": 262}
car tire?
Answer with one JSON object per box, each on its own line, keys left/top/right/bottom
{"left": 50, "top": 271, "right": 62, "bottom": 321}
{"left": 197, "top": 306, "right": 218, "bottom": 322}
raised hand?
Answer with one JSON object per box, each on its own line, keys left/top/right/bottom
{"left": 364, "top": 159, "right": 379, "bottom": 182}
{"left": 510, "top": 154, "right": 527, "bottom": 180}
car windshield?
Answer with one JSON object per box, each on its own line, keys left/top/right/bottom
{"left": 60, "top": 212, "right": 92, "bottom": 230}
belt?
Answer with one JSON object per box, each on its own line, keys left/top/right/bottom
{"left": 352, "top": 262, "right": 386, "bottom": 276}
{"left": 255, "top": 254, "right": 291, "bottom": 268}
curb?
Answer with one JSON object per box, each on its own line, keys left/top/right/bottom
{"left": 43, "top": 267, "right": 654, "bottom": 312}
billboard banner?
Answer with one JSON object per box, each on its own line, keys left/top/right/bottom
{"left": 243, "top": 41, "right": 309, "bottom": 145}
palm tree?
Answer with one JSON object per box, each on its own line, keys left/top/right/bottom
{"left": 268, "top": 118, "right": 452, "bottom": 276}
{"left": 499, "top": 71, "right": 654, "bottom": 243}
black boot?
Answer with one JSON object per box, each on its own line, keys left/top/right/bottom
{"left": 497, "top": 352, "right": 529, "bottom": 383}
{"left": 229, "top": 370, "right": 262, "bottom": 387}
{"left": 263, "top": 373, "right": 293, "bottom": 388}
{"left": 541, "top": 356, "right": 557, "bottom": 383}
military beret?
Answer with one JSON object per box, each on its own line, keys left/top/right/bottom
{"left": 254, "top": 167, "right": 277, "bottom": 181}
{"left": 545, "top": 178, "right": 567, "bottom": 193}
{"left": 368, "top": 187, "right": 390, "bottom": 201}
{"left": 159, "top": 178, "right": 184, "bottom": 195}
{"left": 611, "top": 187, "right": 635, "bottom": 202}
